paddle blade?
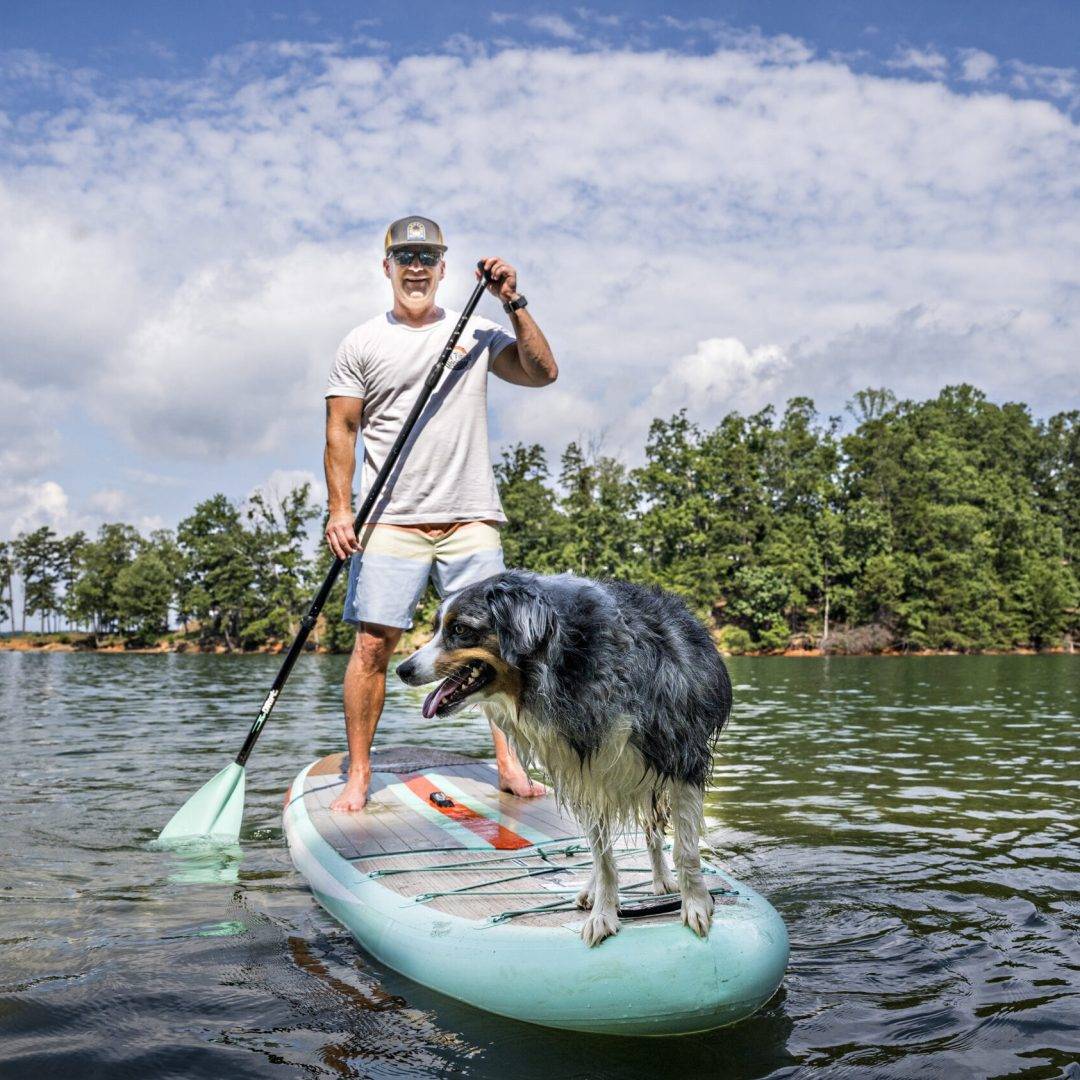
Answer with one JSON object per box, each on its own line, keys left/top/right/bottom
{"left": 157, "top": 762, "right": 246, "bottom": 844}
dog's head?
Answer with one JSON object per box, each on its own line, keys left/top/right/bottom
{"left": 397, "top": 570, "right": 559, "bottom": 718}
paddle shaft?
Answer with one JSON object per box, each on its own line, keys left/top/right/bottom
{"left": 234, "top": 266, "right": 493, "bottom": 766}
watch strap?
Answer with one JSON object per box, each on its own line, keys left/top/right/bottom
{"left": 503, "top": 294, "right": 528, "bottom": 314}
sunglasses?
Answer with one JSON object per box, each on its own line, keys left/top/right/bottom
{"left": 390, "top": 249, "right": 442, "bottom": 267}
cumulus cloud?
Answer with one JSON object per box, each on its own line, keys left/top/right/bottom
{"left": 629, "top": 337, "right": 792, "bottom": 434}
{"left": 526, "top": 14, "right": 580, "bottom": 40}
{"left": 92, "top": 243, "right": 375, "bottom": 457}
{"left": 1009, "top": 60, "right": 1080, "bottom": 107}
{"left": 0, "top": 480, "right": 71, "bottom": 537}
{"left": 887, "top": 46, "right": 949, "bottom": 78}
{"left": 958, "top": 48, "right": 998, "bottom": 83}
{"left": 0, "top": 30, "right": 1077, "bottom": 536}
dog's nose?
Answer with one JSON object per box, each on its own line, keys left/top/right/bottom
{"left": 397, "top": 658, "right": 414, "bottom": 683}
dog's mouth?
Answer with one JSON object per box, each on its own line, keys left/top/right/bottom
{"left": 422, "top": 660, "right": 496, "bottom": 718}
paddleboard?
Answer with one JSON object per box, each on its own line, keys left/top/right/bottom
{"left": 283, "top": 746, "right": 788, "bottom": 1036}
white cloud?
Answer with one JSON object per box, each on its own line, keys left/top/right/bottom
{"left": 84, "top": 489, "right": 129, "bottom": 517}
{"left": 0, "top": 33, "right": 1077, "bottom": 534}
{"left": 887, "top": 46, "right": 949, "bottom": 78}
{"left": 0, "top": 481, "right": 168, "bottom": 539}
{"left": 631, "top": 337, "right": 792, "bottom": 433}
{"left": 91, "top": 243, "right": 378, "bottom": 457}
{"left": 0, "top": 378, "right": 62, "bottom": 480}
{"left": 525, "top": 15, "right": 580, "bottom": 41}
{"left": 248, "top": 468, "right": 327, "bottom": 509}
{"left": 0, "top": 480, "right": 71, "bottom": 537}
{"left": 1009, "top": 60, "right": 1079, "bottom": 106}
{"left": 958, "top": 48, "right": 998, "bottom": 83}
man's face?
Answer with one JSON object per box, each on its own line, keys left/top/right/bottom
{"left": 384, "top": 248, "right": 445, "bottom": 305}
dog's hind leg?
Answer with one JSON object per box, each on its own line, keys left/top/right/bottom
{"left": 580, "top": 823, "right": 620, "bottom": 947}
{"left": 672, "top": 781, "right": 713, "bottom": 938}
{"left": 646, "top": 794, "right": 677, "bottom": 896}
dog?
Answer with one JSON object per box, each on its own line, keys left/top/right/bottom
{"left": 397, "top": 569, "right": 733, "bottom": 947}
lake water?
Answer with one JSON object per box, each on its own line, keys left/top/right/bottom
{"left": 1, "top": 652, "right": 1077, "bottom": 1078}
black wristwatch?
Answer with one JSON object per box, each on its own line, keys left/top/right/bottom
{"left": 503, "top": 294, "right": 528, "bottom": 314}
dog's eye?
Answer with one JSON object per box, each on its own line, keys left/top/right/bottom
{"left": 446, "top": 622, "right": 473, "bottom": 643}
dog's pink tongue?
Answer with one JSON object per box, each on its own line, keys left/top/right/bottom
{"left": 422, "top": 679, "right": 451, "bottom": 719}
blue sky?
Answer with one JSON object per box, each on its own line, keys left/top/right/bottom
{"left": 6, "top": 1, "right": 1080, "bottom": 76}
{"left": 1, "top": 1, "right": 1078, "bottom": 540}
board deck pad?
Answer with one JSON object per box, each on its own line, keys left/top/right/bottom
{"left": 287, "top": 747, "right": 701, "bottom": 928}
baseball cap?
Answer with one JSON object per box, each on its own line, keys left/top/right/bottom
{"left": 384, "top": 216, "right": 447, "bottom": 253}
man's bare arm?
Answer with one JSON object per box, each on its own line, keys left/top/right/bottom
{"left": 491, "top": 305, "right": 559, "bottom": 387}
{"left": 324, "top": 395, "right": 363, "bottom": 559}
{"left": 479, "top": 255, "right": 558, "bottom": 388}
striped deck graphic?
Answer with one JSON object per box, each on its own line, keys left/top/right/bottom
{"left": 399, "top": 774, "right": 533, "bottom": 850}
{"left": 298, "top": 748, "right": 580, "bottom": 864}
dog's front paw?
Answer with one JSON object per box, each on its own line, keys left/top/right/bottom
{"left": 581, "top": 906, "right": 620, "bottom": 947}
{"left": 681, "top": 886, "right": 714, "bottom": 938}
{"left": 575, "top": 881, "right": 595, "bottom": 910}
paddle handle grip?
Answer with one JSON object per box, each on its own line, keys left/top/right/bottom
{"left": 234, "top": 267, "right": 494, "bottom": 767}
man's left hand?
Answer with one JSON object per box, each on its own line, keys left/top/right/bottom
{"left": 478, "top": 256, "right": 519, "bottom": 305}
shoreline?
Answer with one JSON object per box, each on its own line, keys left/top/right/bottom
{"left": 0, "top": 633, "right": 1071, "bottom": 658}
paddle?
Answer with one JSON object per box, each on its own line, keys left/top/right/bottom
{"left": 158, "top": 263, "right": 496, "bottom": 843}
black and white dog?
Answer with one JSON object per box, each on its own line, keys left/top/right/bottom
{"left": 397, "top": 569, "right": 733, "bottom": 947}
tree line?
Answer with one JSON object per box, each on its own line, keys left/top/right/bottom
{"left": 1, "top": 384, "right": 1077, "bottom": 653}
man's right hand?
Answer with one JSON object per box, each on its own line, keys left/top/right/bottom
{"left": 326, "top": 509, "right": 360, "bottom": 560}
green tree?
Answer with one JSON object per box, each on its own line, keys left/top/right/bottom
{"left": 1037, "top": 410, "right": 1080, "bottom": 641}
{"left": 0, "top": 541, "right": 14, "bottom": 632}
{"left": 839, "top": 385, "right": 1050, "bottom": 650}
{"left": 494, "top": 443, "right": 564, "bottom": 572}
{"left": 240, "top": 484, "right": 319, "bottom": 646}
{"left": 114, "top": 548, "right": 174, "bottom": 644}
{"left": 57, "top": 531, "right": 87, "bottom": 631}
{"left": 177, "top": 495, "right": 255, "bottom": 650}
{"left": 70, "top": 524, "right": 144, "bottom": 635}
{"left": 634, "top": 409, "right": 774, "bottom": 617}
{"left": 1021, "top": 557, "right": 1077, "bottom": 649}
{"left": 757, "top": 398, "right": 844, "bottom": 643}
{"left": 15, "top": 527, "right": 61, "bottom": 633}
{"left": 558, "top": 440, "right": 639, "bottom": 579}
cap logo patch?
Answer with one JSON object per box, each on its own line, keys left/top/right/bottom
{"left": 407, "top": 221, "right": 426, "bottom": 241}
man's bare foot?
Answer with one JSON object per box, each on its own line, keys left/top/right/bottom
{"left": 497, "top": 762, "right": 547, "bottom": 799}
{"left": 330, "top": 773, "right": 370, "bottom": 813}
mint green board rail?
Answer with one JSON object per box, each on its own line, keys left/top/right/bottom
{"left": 283, "top": 748, "right": 789, "bottom": 1037}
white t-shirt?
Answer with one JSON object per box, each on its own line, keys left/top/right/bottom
{"left": 325, "top": 309, "right": 515, "bottom": 525}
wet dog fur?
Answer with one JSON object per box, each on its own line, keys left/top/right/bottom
{"left": 397, "top": 569, "right": 733, "bottom": 946}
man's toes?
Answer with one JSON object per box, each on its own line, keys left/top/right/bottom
{"left": 681, "top": 890, "right": 714, "bottom": 938}
{"left": 580, "top": 908, "right": 620, "bottom": 947}
{"left": 330, "top": 792, "right": 366, "bottom": 813}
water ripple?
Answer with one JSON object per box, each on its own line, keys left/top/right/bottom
{"left": 1, "top": 651, "right": 1077, "bottom": 1078}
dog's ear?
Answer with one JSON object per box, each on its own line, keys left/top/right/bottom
{"left": 486, "top": 577, "right": 559, "bottom": 666}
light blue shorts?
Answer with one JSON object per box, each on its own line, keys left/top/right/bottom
{"left": 342, "top": 520, "right": 506, "bottom": 630}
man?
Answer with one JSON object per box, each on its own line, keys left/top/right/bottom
{"left": 323, "top": 216, "right": 559, "bottom": 812}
